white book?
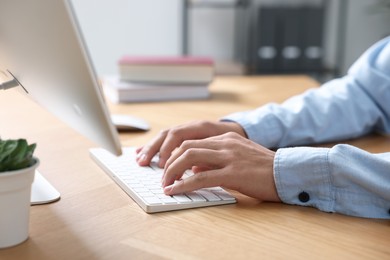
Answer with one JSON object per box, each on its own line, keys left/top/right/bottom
{"left": 101, "top": 76, "right": 210, "bottom": 103}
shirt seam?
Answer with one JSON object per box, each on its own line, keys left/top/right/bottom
{"left": 274, "top": 149, "right": 285, "bottom": 202}
{"left": 325, "top": 148, "right": 335, "bottom": 212}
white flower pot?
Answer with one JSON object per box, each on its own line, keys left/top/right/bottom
{"left": 0, "top": 159, "right": 39, "bottom": 249}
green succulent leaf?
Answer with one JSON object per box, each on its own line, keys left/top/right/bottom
{"left": 0, "top": 139, "right": 37, "bottom": 172}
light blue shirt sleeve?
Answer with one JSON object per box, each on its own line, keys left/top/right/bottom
{"left": 222, "top": 36, "right": 390, "bottom": 219}
{"left": 274, "top": 145, "right": 390, "bottom": 219}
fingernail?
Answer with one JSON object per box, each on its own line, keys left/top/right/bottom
{"left": 161, "top": 175, "right": 166, "bottom": 186}
{"left": 163, "top": 184, "right": 173, "bottom": 194}
{"left": 158, "top": 159, "right": 165, "bottom": 168}
{"left": 158, "top": 154, "right": 166, "bottom": 168}
{"left": 136, "top": 153, "right": 146, "bottom": 162}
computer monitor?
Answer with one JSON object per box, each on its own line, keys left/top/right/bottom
{"left": 0, "top": 0, "right": 123, "bottom": 203}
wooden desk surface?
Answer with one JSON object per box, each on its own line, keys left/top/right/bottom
{"left": 0, "top": 75, "right": 389, "bottom": 259}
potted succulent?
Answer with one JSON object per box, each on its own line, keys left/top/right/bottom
{"left": 0, "top": 139, "right": 38, "bottom": 248}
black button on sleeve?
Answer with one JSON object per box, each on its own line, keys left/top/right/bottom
{"left": 298, "top": 191, "right": 310, "bottom": 203}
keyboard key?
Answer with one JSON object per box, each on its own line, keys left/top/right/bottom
{"left": 143, "top": 197, "right": 162, "bottom": 205}
{"left": 196, "top": 190, "right": 221, "bottom": 202}
{"left": 214, "top": 190, "right": 236, "bottom": 201}
{"left": 172, "top": 194, "right": 192, "bottom": 203}
{"left": 186, "top": 192, "right": 207, "bottom": 202}
{"left": 138, "top": 191, "right": 155, "bottom": 198}
{"left": 161, "top": 197, "right": 177, "bottom": 204}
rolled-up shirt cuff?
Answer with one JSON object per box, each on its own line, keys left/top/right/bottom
{"left": 274, "top": 147, "right": 334, "bottom": 213}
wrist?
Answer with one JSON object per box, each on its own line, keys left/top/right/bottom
{"left": 219, "top": 121, "right": 247, "bottom": 137}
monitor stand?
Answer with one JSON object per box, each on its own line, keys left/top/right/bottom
{"left": 1, "top": 79, "right": 61, "bottom": 205}
{"left": 31, "top": 170, "right": 61, "bottom": 205}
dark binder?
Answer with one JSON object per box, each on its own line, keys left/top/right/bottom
{"left": 301, "top": 6, "right": 324, "bottom": 72}
{"left": 278, "top": 7, "right": 304, "bottom": 73}
{"left": 255, "top": 6, "right": 278, "bottom": 74}
{"left": 253, "top": 4, "right": 325, "bottom": 75}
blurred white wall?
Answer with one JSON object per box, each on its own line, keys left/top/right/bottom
{"left": 72, "top": 0, "right": 182, "bottom": 76}
{"left": 341, "top": 0, "right": 390, "bottom": 75}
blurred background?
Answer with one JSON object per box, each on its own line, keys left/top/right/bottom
{"left": 72, "top": 0, "right": 390, "bottom": 83}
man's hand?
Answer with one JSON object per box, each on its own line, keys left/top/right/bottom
{"left": 136, "top": 120, "right": 246, "bottom": 168}
{"left": 161, "top": 132, "right": 281, "bottom": 202}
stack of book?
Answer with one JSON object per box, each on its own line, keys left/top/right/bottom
{"left": 101, "top": 56, "right": 214, "bottom": 103}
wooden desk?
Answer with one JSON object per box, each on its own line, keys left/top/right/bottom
{"left": 0, "top": 75, "right": 389, "bottom": 259}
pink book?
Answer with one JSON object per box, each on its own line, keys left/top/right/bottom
{"left": 118, "top": 56, "right": 214, "bottom": 66}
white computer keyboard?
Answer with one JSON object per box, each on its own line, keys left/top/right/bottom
{"left": 89, "top": 147, "right": 236, "bottom": 213}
